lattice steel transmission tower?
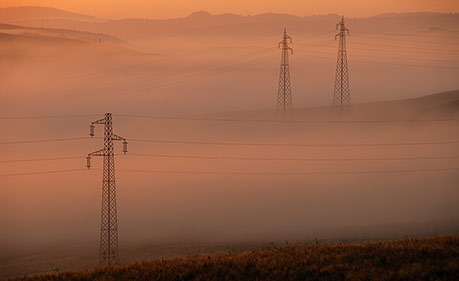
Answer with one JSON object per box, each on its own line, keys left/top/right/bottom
{"left": 277, "top": 28, "right": 294, "bottom": 119}
{"left": 87, "top": 113, "right": 128, "bottom": 266}
{"left": 333, "top": 16, "right": 351, "bottom": 113}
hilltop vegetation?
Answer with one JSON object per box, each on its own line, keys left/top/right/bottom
{"left": 11, "top": 236, "right": 459, "bottom": 281}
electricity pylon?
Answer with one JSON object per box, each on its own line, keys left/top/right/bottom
{"left": 87, "top": 113, "right": 128, "bottom": 266}
{"left": 333, "top": 16, "right": 351, "bottom": 113}
{"left": 277, "top": 28, "right": 293, "bottom": 119}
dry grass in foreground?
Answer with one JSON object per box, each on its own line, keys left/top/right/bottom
{"left": 10, "top": 235, "right": 459, "bottom": 281}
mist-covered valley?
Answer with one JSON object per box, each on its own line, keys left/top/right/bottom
{"left": 0, "top": 6, "right": 458, "bottom": 279}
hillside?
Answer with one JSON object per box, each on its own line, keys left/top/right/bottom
{"left": 0, "top": 6, "right": 100, "bottom": 23}
{"left": 0, "top": 23, "right": 125, "bottom": 44}
{"left": 9, "top": 236, "right": 459, "bottom": 281}
{"left": 1, "top": 7, "right": 458, "bottom": 41}
{"left": 207, "top": 90, "right": 459, "bottom": 120}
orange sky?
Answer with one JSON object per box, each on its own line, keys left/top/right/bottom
{"left": 1, "top": 0, "right": 458, "bottom": 19}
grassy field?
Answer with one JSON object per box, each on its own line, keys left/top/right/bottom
{"left": 10, "top": 236, "right": 458, "bottom": 281}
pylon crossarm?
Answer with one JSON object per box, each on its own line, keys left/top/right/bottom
{"left": 112, "top": 134, "right": 128, "bottom": 154}
{"left": 86, "top": 149, "right": 104, "bottom": 169}
{"left": 91, "top": 118, "right": 106, "bottom": 125}
{"left": 90, "top": 118, "right": 106, "bottom": 137}
{"left": 89, "top": 149, "right": 104, "bottom": 157}
{"left": 111, "top": 134, "right": 126, "bottom": 141}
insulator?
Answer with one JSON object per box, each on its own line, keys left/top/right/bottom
{"left": 90, "top": 124, "right": 95, "bottom": 137}
{"left": 87, "top": 155, "right": 91, "bottom": 169}
{"left": 122, "top": 140, "right": 128, "bottom": 154}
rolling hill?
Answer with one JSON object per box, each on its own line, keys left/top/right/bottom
{"left": 0, "top": 23, "right": 125, "bottom": 44}
{"left": 207, "top": 90, "right": 459, "bottom": 120}
{"left": 1, "top": 6, "right": 458, "bottom": 41}
{"left": 0, "top": 6, "right": 101, "bottom": 23}
{"left": 8, "top": 236, "right": 459, "bottom": 281}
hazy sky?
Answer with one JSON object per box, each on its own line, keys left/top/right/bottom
{"left": 1, "top": 0, "right": 458, "bottom": 19}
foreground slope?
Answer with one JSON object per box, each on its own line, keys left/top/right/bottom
{"left": 11, "top": 236, "right": 459, "bottom": 281}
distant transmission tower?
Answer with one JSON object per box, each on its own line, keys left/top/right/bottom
{"left": 333, "top": 16, "right": 351, "bottom": 113}
{"left": 277, "top": 28, "right": 294, "bottom": 119}
{"left": 87, "top": 113, "right": 128, "bottom": 265}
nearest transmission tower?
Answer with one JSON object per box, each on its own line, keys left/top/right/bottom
{"left": 87, "top": 113, "right": 128, "bottom": 266}
{"left": 333, "top": 16, "right": 351, "bottom": 113}
{"left": 277, "top": 28, "right": 294, "bottom": 119}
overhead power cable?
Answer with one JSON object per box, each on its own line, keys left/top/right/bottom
{"left": 0, "top": 113, "right": 457, "bottom": 124}
{"left": 0, "top": 156, "right": 84, "bottom": 163}
{"left": 353, "top": 33, "right": 459, "bottom": 46}
{"left": 97, "top": 31, "right": 333, "bottom": 93}
{"left": 294, "top": 52, "right": 459, "bottom": 69}
{"left": 0, "top": 114, "right": 100, "bottom": 120}
{"left": 1, "top": 167, "right": 457, "bottom": 177}
{"left": 0, "top": 137, "right": 90, "bottom": 145}
{"left": 129, "top": 138, "right": 459, "bottom": 147}
{"left": 127, "top": 153, "right": 459, "bottom": 162}
{"left": 117, "top": 167, "right": 459, "bottom": 176}
{"left": 0, "top": 168, "right": 90, "bottom": 177}
{"left": 2, "top": 154, "right": 458, "bottom": 164}
{"left": 72, "top": 48, "right": 279, "bottom": 94}
{"left": 115, "top": 114, "right": 459, "bottom": 124}
{"left": 1, "top": 136, "right": 458, "bottom": 148}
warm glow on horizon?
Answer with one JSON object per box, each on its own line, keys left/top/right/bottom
{"left": 1, "top": 0, "right": 458, "bottom": 19}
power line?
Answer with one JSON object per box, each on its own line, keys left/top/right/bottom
{"left": 2, "top": 154, "right": 458, "bottom": 164}
{"left": 1, "top": 167, "right": 457, "bottom": 177}
{"left": 119, "top": 55, "right": 277, "bottom": 94}
{"left": 115, "top": 114, "right": 459, "bottom": 124}
{"left": 98, "top": 31, "right": 334, "bottom": 94}
{"left": 295, "top": 51, "right": 459, "bottom": 69}
{"left": 361, "top": 31, "right": 459, "bottom": 40}
{"left": 345, "top": 41, "right": 459, "bottom": 55}
{"left": 353, "top": 33, "right": 459, "bottom": 46}
{"left": 296, "top": 47, "right": 459, "bottom": 64}
{"left": 0, "top": 137, "right": 90, "bottom": 145}
{"left": 128, "top": 153, "right": 459, "bottom": 162}
{"left": 0, "top": 113, "right": 457, "bottom": 124}
{"left": 294, "top": 48, "right": 459, "bottom": 67}
{"left": 91, "top": 55, "right": 275, "bottom": 96}
{"left": 0, "top": 156, "right": 83, "bottom": 163}
{"left": 1, "top": 136, "right": 458, "bottom": 148}
{"left": 129, "top": 138, "right": 459, "bottom": 147}
{"left": 301, "top": 40, "right": 459, "bottom": 55}
{"left": 293, "top": 34, "right": 459, "bottom": 56}
{"left": 0, "top": 114, "right": 100, "bottom": 120}
{"left": 2, "top": 135, "right": 458, "bottom": 148}
{"left": 117, "top": 167, "right": 459, "bottom": 175}
{"left": 70, "top": 48, "right": 279, "bottom": 95}
{"left": 295, "top": 30, "right": 336, "bottom": 43}
{"left": 0, "top": 168, "right": 89, "bottom": 177}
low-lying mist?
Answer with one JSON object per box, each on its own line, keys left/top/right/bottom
{"left": 0, "top": 19, "right": 458, "bottom": 277}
